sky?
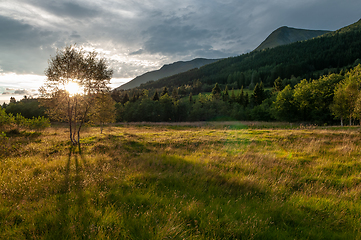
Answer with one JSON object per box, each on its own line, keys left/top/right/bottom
{"left": 0, "top": 0, "right": 360, "bottom": 103}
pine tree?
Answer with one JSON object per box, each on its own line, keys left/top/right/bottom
{"left": 152, "top": 91, "right": 160, "bottom": 101}
{"left": 230, "top": 88, "right": 236, "bottom": 104}
{"left": 189, "top": 92, "right": 193, "bottom": 103}
{"left": 172, "top": 88, "right": 179, "bottom": 100}
{"left": 273, "top": 77, "right": 283, "bottom": 92}
{"left": 161, "top": 86, "right": 168, "bottom": 96}
{"left": 130, "top": 94, "right": 137, "bottom": 102}
{"left": 238, "top": 86, "right": 244, "bottom": 106}
{"left": 121, "top": 93, "right": 129, "bottom": 104}
{"left": 244, "top": 92, "right": 249, "bottom": 108}
{"left": 212, "top": 83, "right": 222, "bottom": 99}
{"left": 252, "top": 82, "right": 265, "bottom": 105}
{"left": 223, "top": 85, "right": 229, "bottom": 102}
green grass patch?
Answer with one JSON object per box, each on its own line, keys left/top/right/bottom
{"left": 0, "top": 124, "right": 360, "bottom": 239}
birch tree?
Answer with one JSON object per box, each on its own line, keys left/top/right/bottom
{"left": 39, "top": 45, "right": 113, "bottom": 145}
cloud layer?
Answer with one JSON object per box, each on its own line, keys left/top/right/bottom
{"left": 0, "top": 0, "right": 360, "bottom": 81}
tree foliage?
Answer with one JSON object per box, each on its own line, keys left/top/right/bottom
{"left": 89, "top": 92, "right": 116, "bottom": 133}
{"left": 39, "top": 45, "right": 113, "bottom": 145}
{"left": 330, "top": 65, "right": 361, "bottom": 125}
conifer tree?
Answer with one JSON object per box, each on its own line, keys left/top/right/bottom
{"left": 252, "top": 82, "right": 265, "bottom": 105}
{"left": 273, "top": 77, "right": 283, "bottom": 92}
{"left": 189, "top": 92, "right": 193, "bottom": 103}
{"left": 152, "top": 91, "right": 160, "bottom": 101}
{"left": 238, "top": 86, "right": 245, "bottom": 106}
{"left": 161, "top": 86, "right": 168, "bottom": 96}
{"left": 172, "top": 88, "right": 179, "bottom": 100}
{"left": 230, "top": 88, "right": 236, "bottom": 104}
{"left": 121, "top": 93, "right": 129, "bottom": 104}
{"left": 212, "top": 83, "right": 222, "bottom": 99}
{"left": 244, "top": 92, "right": 249, "bottom": 107}
{"left": 223, "top": 85, "right": 229, "bottom": 102}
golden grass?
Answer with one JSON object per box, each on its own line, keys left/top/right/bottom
{"left": 0, "top": 123, "right": 361, "bottom": 239}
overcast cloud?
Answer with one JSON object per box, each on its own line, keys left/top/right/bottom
{"left": 0, "top": 0, "right": 360, "bottom": 96}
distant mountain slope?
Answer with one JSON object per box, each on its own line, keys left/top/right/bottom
{"left": 255, "top": 26, "right": 330, "bottom": 51}
{"left": 133, "top": 18, "right": 361, "bottom": 91}
{"left": 116, "top": 58, "right": 219, "bottom": 90}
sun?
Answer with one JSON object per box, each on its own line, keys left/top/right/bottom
{"left": 65, "top": 81, "right": 82, "bottom": 96}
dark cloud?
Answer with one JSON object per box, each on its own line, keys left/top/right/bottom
{"left": 143, "top": 23, "right": 211, "bottom": 54}
{"left": 39, "top": 1, "right": 100, "bottom": 19}
{"left": 70, "top": 31, "right": 81, "bottom": 38}
{"left": 0, "top": 15, "right": 62, "bottom": 74}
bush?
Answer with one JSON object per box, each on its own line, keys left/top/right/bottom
{"left": 28, "top": 116, "right": 51, "bottom": 130}
{"left": 0, "top": 107, "right": 50, "bottom": 131}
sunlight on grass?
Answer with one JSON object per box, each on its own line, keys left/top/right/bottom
{"left": 0, "top": 123, "right": 361, "bottom": 239}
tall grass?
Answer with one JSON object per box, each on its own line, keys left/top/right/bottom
{"left": 0, "top": 123, "right": 360, "bottom": 239}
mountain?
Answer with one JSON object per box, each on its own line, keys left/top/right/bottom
{"left": 130, "top": 18, "right": 361, "bottom": 91}
{"left": 115, "top": 58, "right": 219, "bottom": 90}
{"left": 255, "top": 26, "right": 330, "bottom": 51}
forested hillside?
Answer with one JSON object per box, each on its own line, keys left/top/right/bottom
{"left": 130, "top": 19, "right": 361, "bottom": 92}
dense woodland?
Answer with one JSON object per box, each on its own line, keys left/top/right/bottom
{"left": 2, "top": 19, "right": 361, "bottom": 126}
{"left": 107, "top": 64, "right": 361, "bottom": 125}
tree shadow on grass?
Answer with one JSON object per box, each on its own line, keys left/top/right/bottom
{"left": 50, "top": 145, "right": 94, "bottom": 239}
{"left": 104, "top": 152, "right": 351, "bottom": 239}
{"left": 103, "top": 153, "right": 270, "bottom": 239}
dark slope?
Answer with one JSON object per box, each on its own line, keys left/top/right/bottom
{"left": 133, "top": 18, "right": 361, "bottom": 90}
{"left": 255, "top": 26, "right": 330, "bottom": 51}
{"left": 116, "top": 58, "right": 219, "bottom": 90}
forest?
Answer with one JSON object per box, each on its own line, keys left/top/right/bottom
{"left": 108, "top": 64, "right": 361, "bottom": 125}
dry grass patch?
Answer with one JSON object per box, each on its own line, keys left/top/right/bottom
{"left": 1, "top": 123, "right": 361, "bottom": 239}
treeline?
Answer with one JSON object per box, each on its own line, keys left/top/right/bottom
{"left": 111, "top": 65, "right": 361, "bottom": 125}
{"left": 133, "top": 20, "right": 361, "bottom": 91}
{"left": 2, "top": 97, "right": 46, "bottom": 119}
{"left": 4, "top": 65, "right": 361, "bottom": 125}
{"left": 1, "top": 66, "right": 359, "bottom": 126}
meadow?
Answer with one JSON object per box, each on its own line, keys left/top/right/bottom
{"left": 0, "top": 122, "right": 360, "bottom": 239}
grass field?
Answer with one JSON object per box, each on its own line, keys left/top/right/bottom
{"left": 1, "top": 122, "right": 361, "bottom": 239}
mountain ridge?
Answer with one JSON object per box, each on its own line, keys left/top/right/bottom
{"left": 126, "top": 18, "right": 361, "bottom": 91}
{"left": 255, "top": 26, "right": 331, "bottom": 51}
{"left": 115, "top": 58, "right": 219, "bottom": 90}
